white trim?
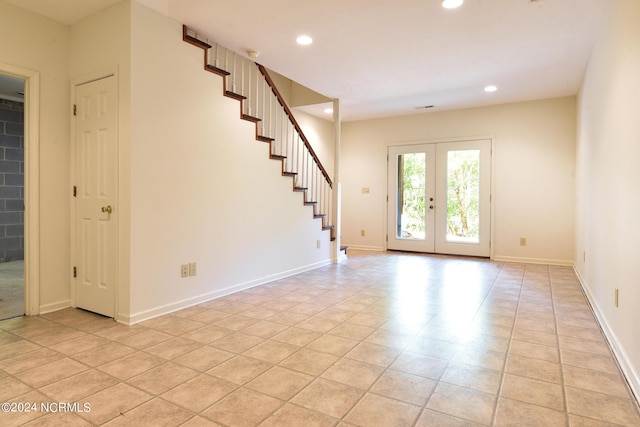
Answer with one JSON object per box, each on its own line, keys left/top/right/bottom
{"left": 70, "top": 67, "right": 120, "bottom": 319}
{"left": 120, "top": 259, "right": 332, "bottom": 325}
{"left": 573, "top": 265, "right": 640, "bottom": 404}
{"left": 492, "top": 255, "right": 573, "bottom": 266}
{"left": 343, "top": 245, "right": 385, "bottom": 252}
{"left": 385, "top": 135, "right": 495, "bottom": 258}
{"left": 0, "top": 63, "right": 40, "bottom": 316}
{"left": 39, "top": 300, "right": 72, "bottom": 315}
{"left": 71, "top": 67, "right": 117, "bottom": 87}
{"left": 386, "top": 134, "right": 497, "bottom": 147}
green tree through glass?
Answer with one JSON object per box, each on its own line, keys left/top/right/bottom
{"left": 446, "top": 150, "right": 480, "bottom": 242}
{"left": 400, "top": 153, "right": 425, "bottom": 239}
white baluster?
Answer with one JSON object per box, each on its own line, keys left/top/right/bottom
{"left": 241, "top": 57, "right": 244, "bottom": 97}
{"left": 232, "top": 52, "right": 237, "bottom": 93}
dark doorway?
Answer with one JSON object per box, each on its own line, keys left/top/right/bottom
{"left": 0, "top": 73, "right": 25, "bottom": 320}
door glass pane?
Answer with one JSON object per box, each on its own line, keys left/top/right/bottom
{"left": 396, "top": 153, "right": 426, "bottom": 240}
{"left": 446, "top": 149, "right": 480, "bottom": 243}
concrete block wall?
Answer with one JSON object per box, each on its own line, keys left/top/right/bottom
{"left": 0, "top": 99, "right": 24, "bottom": 262}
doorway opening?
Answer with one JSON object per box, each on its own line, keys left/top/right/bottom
{"left": 0, "top": 74, "right": 25, "bottom": 320}
{"left": 387, "top": 139, "right": 492, "bottom": 257}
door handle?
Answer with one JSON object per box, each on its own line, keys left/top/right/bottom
{"left": 429, "top": 205, "right": 434, "bottom": 210}
{"left": 101, "top": 205, "right": 113, "bottom": 214}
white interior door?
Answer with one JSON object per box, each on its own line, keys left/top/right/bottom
{"left": 387, "top": 140, "right": 491, "bottom": 257}
{"left": 74, "top": 76, "right": 117, "bottom": 317}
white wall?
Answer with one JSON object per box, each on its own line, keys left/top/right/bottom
{"left": 575, "top": 0, "right": 640, "bottom": 398}
{"left": 0, "top": 2, "right": 71, "bottom": 312}
{"left": 341, "top": 97, "right": 576, "bottom": 264}
{"left": 127, "top": 2, "right": 332, "bottom": 322}
{"left": 294, "top": 110, "right": 335, "bottom": 178}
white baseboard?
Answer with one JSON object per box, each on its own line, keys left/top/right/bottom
{"left": 342, "top": 245, "right": 385, "bottom": 252}
{"left": 121, "top": 259, "right": 332, "bottom": 325}
{"left": 492, "top": 255, "right": 573, "bottom": 266}
{"left": 573, "top": 265, "right": 640, "bottom": 404}
{"left": 39, "top": 300, "right": 71, "bottom": 315}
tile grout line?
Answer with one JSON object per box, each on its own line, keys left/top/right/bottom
{"left": 548, "top": 264, "right": 571, "bottom": 427}
{"left": 489, "top": 261, "right": 525, "bottom": 427}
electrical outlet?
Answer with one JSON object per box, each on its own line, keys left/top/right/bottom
{"left": 180, "top": 264, "right": 189, "bottom": 278}
{"left": 520, "top": 237, "right": 527, "bottom": 246}
{"left": 316, "top": 240, "right": 321, "bottom": 249}
{"left": 189, "top": 262, "right": 197, "bottom": 276}
{"left": 360, "top": 229, "right": 365, "bottom": 237}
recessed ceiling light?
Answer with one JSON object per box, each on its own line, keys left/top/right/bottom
{"left": 442, "top": 0, "right": 464, "bottom": 9}
{"left": 324, "top": 108, "right": 333, "bottom": 114}
{"left": 484, "top": 85, "right": 498, "bottom": 93}
{"left": 296, "top": 35, "right": 313, "bottom": 45}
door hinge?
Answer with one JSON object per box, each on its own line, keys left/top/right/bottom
{"left": 73, "top": 266, "right": 77, "bottom": 278}
{"left": 386, "top": 235, "right": 388, "bottom": 242}
{"left": 73, "top": 104, "right": 77, "bottom": 116}
{"left": 73, "top": 186, "right": 77, "bottom": 197}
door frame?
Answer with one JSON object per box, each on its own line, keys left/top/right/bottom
{"left": 0, "top": 62, "right": 40, "bottom": 316}
{"left": 386, "top": 136, "right": 496, "bottom": 259}
{"left": 70, "top": 67, "right": 119, "bottom": 319}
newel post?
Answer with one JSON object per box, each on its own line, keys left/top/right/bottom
{"left": 331, "top": 98, "right": 343, "bottom": 263}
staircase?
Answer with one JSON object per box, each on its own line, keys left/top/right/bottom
{"left": 183, "top": 26, "right": 334, "bottom": 239}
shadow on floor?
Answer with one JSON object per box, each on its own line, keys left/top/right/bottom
{"left": 0, "top": 260, "right": 24, "bottom": 320}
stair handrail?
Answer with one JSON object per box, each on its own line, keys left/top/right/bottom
{"left": 256, "top": 65, "right": 333, "bottom": 188}
{"left": 183, "top": 25, "right": 334, "bottom": 236}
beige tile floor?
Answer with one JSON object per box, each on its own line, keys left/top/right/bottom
{"left": 0, "top": 250, "right": 639, "bottom": 426}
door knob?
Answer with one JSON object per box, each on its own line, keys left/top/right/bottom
{"left": 429, "top": 205, "right": 434, "bottom": 209}
{"left": 101, "top": 205, "right": 113, "bottom": 214}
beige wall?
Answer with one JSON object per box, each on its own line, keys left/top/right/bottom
{"left": 294, "top": 110, "right": 335, "bottom": 179}
{"left": 127, "top": 2, "right": 332, "bottom": 322}
{"left": 341, "top": 97, "right": 576, "bottom": 264}
{"left": 0, "top": 2, "right": 71, "bottom": 312}
{"left": 575, "top": 0, "right": 640, "bottom": 398}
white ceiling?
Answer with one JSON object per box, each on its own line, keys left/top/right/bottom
{"left": 2, "top": 0, "right": 609, "bottom": 121}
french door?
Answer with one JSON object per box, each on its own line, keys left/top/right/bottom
{"left": 387, "top": 140, "right": 491, "bottom": 257}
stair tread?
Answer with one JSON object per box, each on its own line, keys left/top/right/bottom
{"left": 205, "top": 64, "right": 230, "bottom": 76}
{"left": 224, "top": 91, "right": 246, "bottom": 101}
{"left": 241, "top": 114, "right": 261, "bottom": 123}
{"left": 183, "top": 26, "right": 212, "bottom": 49}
